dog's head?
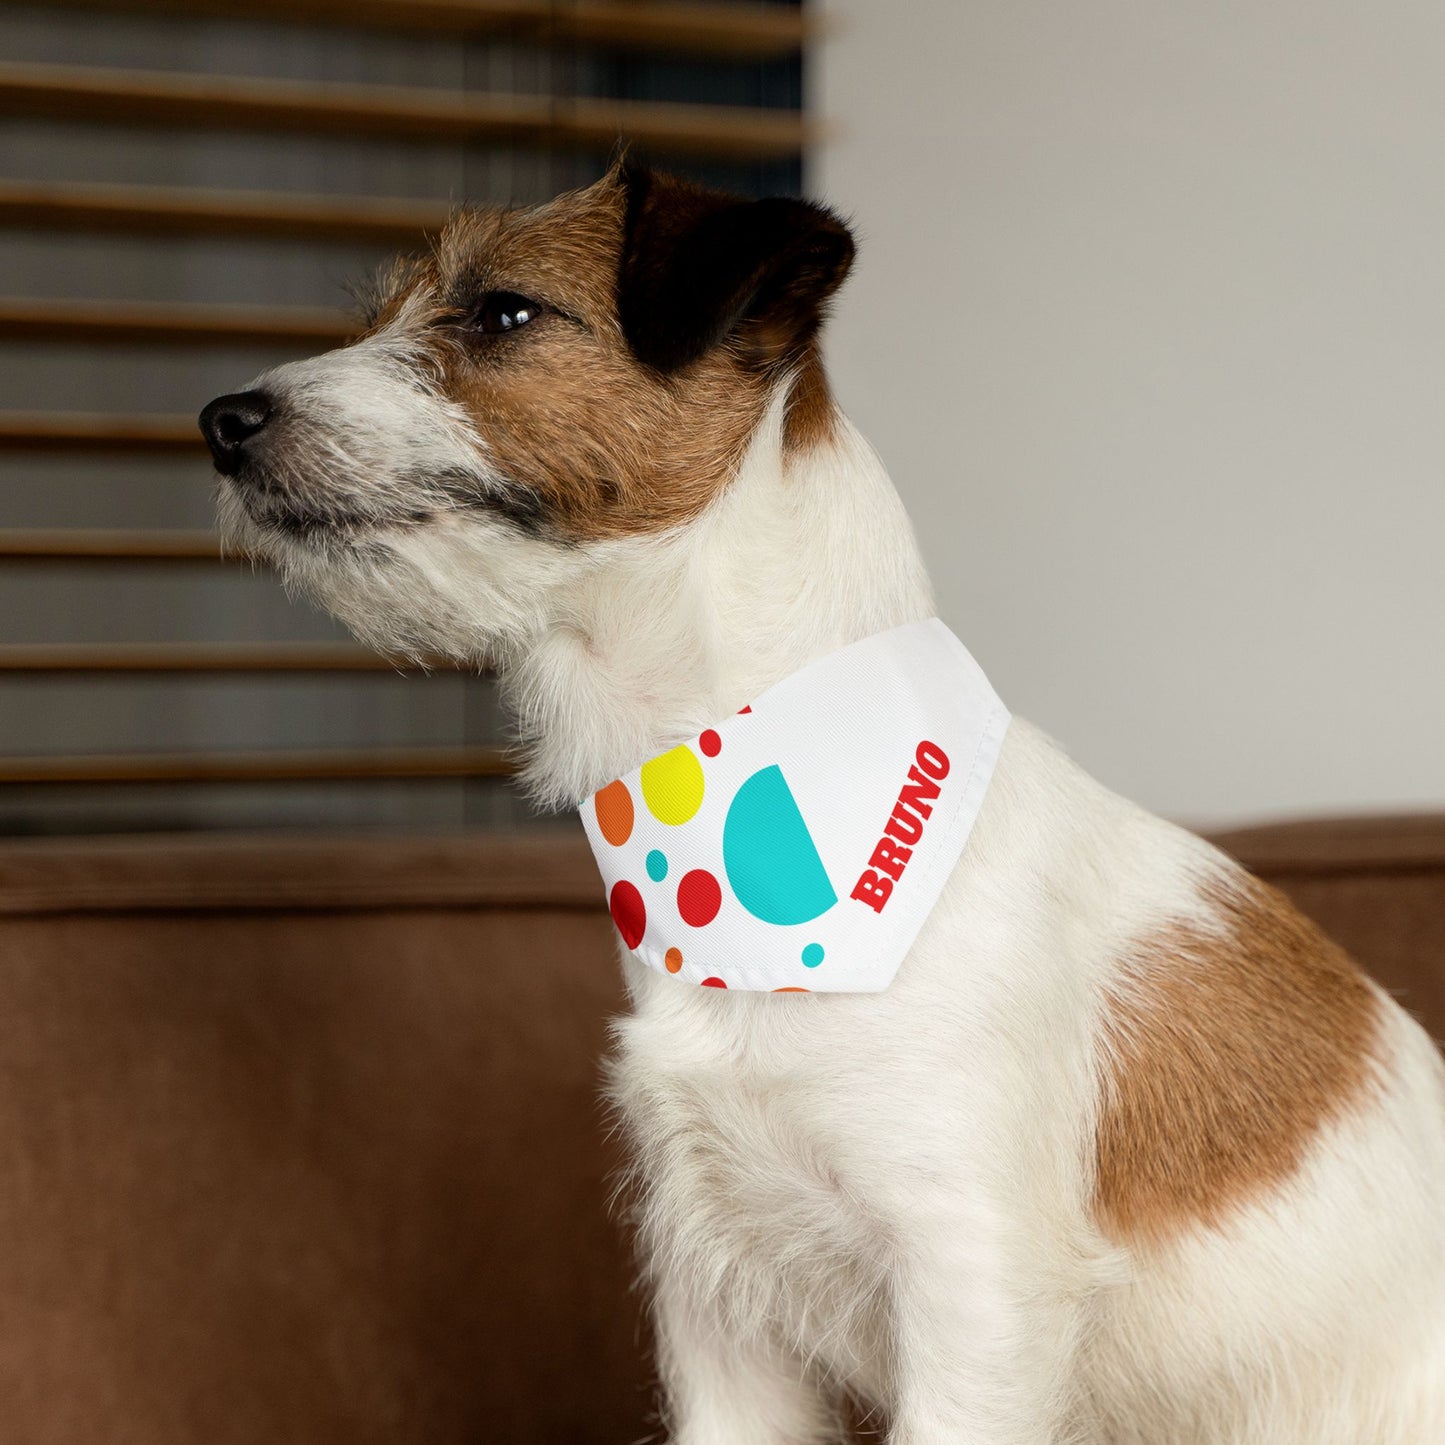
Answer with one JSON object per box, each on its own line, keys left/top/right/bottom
{"left": 200, "top": 163, "right": 854, "bottom": 662}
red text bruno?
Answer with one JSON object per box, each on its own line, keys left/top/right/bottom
{"left": 850, "top": 740, "right": 951, "bottom": 914}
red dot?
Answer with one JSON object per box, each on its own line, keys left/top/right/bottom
{"left": 677, "top": 869, "right": 722, "bottom": 927}
{"left": 738, "top": 705, "right": 752, "bottom": 714}
{"left": 609, "top": 880, "right": 646, "bottom": 949}
{"left": 699, "top": 729, "right": 721, "bottom": 757}
{"left": 701, "top": 976, "right": 727, "bottom": 989}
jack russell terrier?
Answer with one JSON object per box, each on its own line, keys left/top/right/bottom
{"left": 200, "top": 162, "right": 1445, "bottom": 1444}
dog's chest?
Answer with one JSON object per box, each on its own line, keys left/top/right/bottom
{"left": 613, "top": 1000, "right": 894, "bottom": 1386}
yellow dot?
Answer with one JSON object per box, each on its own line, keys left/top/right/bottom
{"left": 640, "top": 745, "right": 705, "bottom": 826}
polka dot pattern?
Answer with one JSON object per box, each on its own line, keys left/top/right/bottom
{"left": 591, "top": 712, "right": 846, "bottom": 988}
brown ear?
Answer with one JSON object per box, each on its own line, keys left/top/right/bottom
{"left": 616, "top": 163, "right": 855, "bottom": 375}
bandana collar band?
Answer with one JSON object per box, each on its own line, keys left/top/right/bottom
{"left": 580, "top": 619, "right": 1011, "bottom": 994}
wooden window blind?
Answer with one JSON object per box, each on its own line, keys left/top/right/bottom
{"left": 0, "top": 0, "right": 810, "bottom": 834}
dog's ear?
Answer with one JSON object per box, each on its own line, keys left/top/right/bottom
{"left": 616, "top": 162, "right": 855, "bottom": 374}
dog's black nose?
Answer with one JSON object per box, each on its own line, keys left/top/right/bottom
{"left": 199, "top": 390, "right": 273, "bottom": 475}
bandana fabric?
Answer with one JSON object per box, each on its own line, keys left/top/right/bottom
{"left": 580, "top": 619, "right": 1010, "bottom": 993}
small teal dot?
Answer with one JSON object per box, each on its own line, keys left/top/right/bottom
{"left": 646, "top": 850, "right": 668, "bottom": 882}
{"left": 801, "top": 943, "right": 825, "bottom": 968}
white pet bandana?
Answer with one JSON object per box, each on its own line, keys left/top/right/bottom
{"left": 580, "top": 619, "right": 1010, "bottom": 993}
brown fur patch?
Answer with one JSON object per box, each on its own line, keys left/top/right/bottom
{"left": 366, "top": 176, "right": 793, "bottom": 541}
{"left": 1094, "top": 872, "right": 1382, "bottom": 1246}
{"left": 782, "top": 344, "right": 840, "bottom": 456}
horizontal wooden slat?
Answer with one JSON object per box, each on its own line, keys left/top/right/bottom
{"left": 0, "top": 642, "right": 424, "bottom": 673}
{"left": 0, "top": 413, "right": 203, "bottom": 452}
{"left": 0, "top": 179, "right": 449, "bottom": 245}
{"left": 0, "top": 62, "right": 811, "bottom": 161}
{"left": 0, "top": 529, "right": 221, "bottom": 560}
{"left": 0, "top": 745, "right": 512, "bottom": 784}
{"left": 0, "top": 831, "right": 601, "bottom": 916}
{"left": 513, "top": 0, "right": 809, "bottom": 57}
{"left": 0, "top": 296, "right": 353, "bottom": 348}
{"left": 29, "top": 0, "right": 810, "bottom": 59}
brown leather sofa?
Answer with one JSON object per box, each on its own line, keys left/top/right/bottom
{"left": 0, "top": 816, "right": 1440, "bottom": 1444}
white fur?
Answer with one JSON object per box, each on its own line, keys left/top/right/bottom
{"left": 221, "top": 350, "right": 1445, "bottom": 1443}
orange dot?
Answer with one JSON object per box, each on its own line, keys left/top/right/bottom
{"left": 595, "top": 779, "right": 634, "bottom": 846}
{"left": 664, "top": 947, "right": 683, "bottom": 973}
{"left": 773, "top": 986, "right": 810, "bottom": 992}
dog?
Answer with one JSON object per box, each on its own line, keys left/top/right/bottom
{"left": 200, "top": 162, "right": 1445, "bottom": 1443}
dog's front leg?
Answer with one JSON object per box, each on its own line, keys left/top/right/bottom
{"left": 885, "top": 1202, "right": 1090, "bottom": 1445}
{"left": 653, "top": 1277, "right": 840, "bottom": 1445}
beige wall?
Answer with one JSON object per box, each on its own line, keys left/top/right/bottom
{"left": 813, "top": 0, "right": 1445, "bottom": 826}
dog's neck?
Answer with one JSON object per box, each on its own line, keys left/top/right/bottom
{"left": 504, "top": 388, "right": 936, "bottom": 809}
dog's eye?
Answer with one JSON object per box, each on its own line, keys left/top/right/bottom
{"left": 471, "top": 291, "right": 543, "bottom": 335}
